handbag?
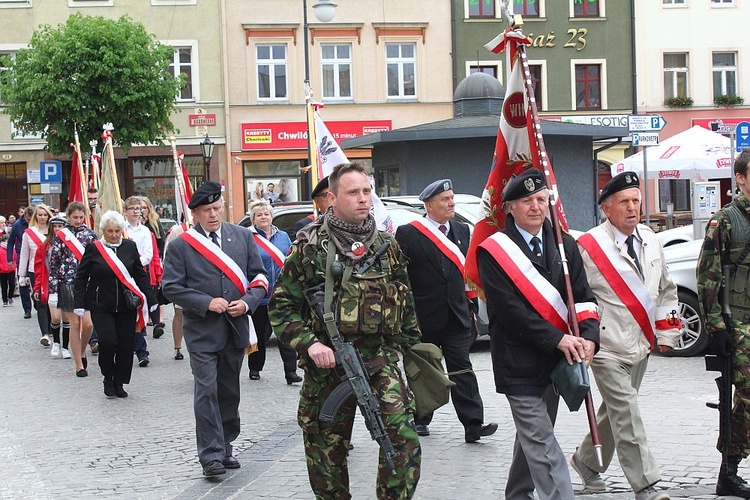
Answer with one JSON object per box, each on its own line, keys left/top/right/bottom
{"left": 550, "top": 358, "right": 590, "bottom": 412}
{"left": 123, "top": 288, "right": 142, "bottom": 310}
{"left": 403, "top": 343, "right": 457, "bottom": 419}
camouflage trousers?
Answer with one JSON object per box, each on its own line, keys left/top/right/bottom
{"left": 730, "top": 322, "right": 750, "bottom": 457}
{"left": 297, "top": 361, "right": 421, "bottom": 500}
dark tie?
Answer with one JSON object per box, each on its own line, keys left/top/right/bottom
{"left": 530, "top": 236, "right": 543, "bottom": 264}
{"left": 439, "top": 224, "right": 447, "bottom": 236}
{"left": 209, "top": 231, "right": 219, "bottom": 247}
{"left": 626, "top": 234, "right": 642, "bottom": 274}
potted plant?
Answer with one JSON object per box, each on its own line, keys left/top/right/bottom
{"left": 664, "top": 96, "right": 694, "bottom": 108}
{"left": 714, "top": 94, "right": 744, "bottom": 107}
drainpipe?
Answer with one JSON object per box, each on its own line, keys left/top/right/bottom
{"left": 220, "top": 0, "right": 235, "bottom": 221}
{"left": 631, "top": 0, "right": 638, "bottom": 115}
{"left": 450, "top": 0, "right": 458, "bottom": 91}
{"left": 593, "top": 138, "right": 623, "bottom": 226}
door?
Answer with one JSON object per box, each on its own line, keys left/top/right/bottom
{"left": 0, "top": 163, "right": 28, "bottom": 217}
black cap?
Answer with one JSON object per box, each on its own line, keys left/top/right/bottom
{"left": 188, "top": 181, "right": 222, "bottom": 209}
{"left": 598, "top": 171, "right": 640, "bottom": 204}
{"left": 311, "top": 176, "right": 329, "bottom": 199}
{"left": 502, "top": 169, "right": 546, "bottom": 203}
{"left": 419, "top": 179, "right": 453, "bottom": 202}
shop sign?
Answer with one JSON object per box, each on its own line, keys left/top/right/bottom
{"left": 240, "top": 120, "right": 392, "bottom": 151}
{"left": 693, "top": 117, "right": 750, "bottom": 134}
{"left": 546, "top": 114, "right": 629, "bottom": 128}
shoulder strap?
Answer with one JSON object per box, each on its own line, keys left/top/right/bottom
{"left": 726, "top": 202, "right": 750, "bottom": 273}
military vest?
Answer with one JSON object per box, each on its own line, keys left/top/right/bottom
{"left": 726, "top": 202, "right": 750, "bottom": 322}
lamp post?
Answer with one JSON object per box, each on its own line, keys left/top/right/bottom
{"left": 200, "top": 134, "right": 215, "bottom": 182}
{"left": 303, "top": 0, "right": 338, "bottom": 190}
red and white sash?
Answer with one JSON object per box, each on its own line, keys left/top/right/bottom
{"left": 181, "top": 227, "right": 270, "bottom": 347}
{"left": 250, "top": 227, "right": 286, "bottom": 269}
{"left": 57, "top": 228, "right": 85, "bottom": 260}
{"left": 577, "top": 226, "right": 659, "bottom": 346}
{"left": 93, "top": 241, "right": 148, "bottom": 331}
{"left": 480, "top": 232, "right": 598, "bottom": 333}
{"left": 409, "top": 219, "right": 477, "bottom": 299}
{"left": 24, "top": 227, "right": 45, "bottom": 248}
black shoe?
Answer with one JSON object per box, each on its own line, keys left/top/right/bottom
{"left": 249, "top": 370, "right": 260, "bottom": 380}
{"left": 82, "top": 357, "right": 87, "bottom": 369}
{"left": 222, "top": 455, "right": 240, "bottom": 469}
{"left": 465, "top": 422, "right": 498, "bottom": 443}
{"left": 24, "top": 312, "right": 32, "bottom": 319}
{"left": 285, "top": 371, "right": 302, "bottom": 385}
{"left": 203, "top": 460, "right": 226, "bottom": 477}
{"left": 717, "top": 455, "right": 750, "bottom": 497}
{"left": 76, "top": 368, "right": 88, "bottom": 378}
{"left": 138, "top": 356, "right": 149, "bottom": 367}
{"left": 114, "top": 384, "right": 128, "bottom": 398}
{"left": 153, "top": 323, "right": 165, "bottom": 339}
{"left": 174, "top": 348, "right": 184, "bottom": 360}
{"left": 103, "top": 379, "right": 116, "bottom": 397}
{"left": 415, "top": 424, "right": 430, "bottom": 436}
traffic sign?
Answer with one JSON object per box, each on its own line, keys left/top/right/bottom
{"left": 40, "top": 161, "right": 62, "bottom": 183}
{"left": 627, "top": 114, "right": 667, "bottom": 133}
{"left": 737, "top": 121, "right": 750, "bottom": 152}
{"left": 632, "top": 132, "right": 660, "bottom": 147}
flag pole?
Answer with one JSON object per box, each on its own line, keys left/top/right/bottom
{"left": 502, "top": 4, "right": 603, "bottom": 467}
{"left": 102, "top": 123, "right": 122, "bottom": 214}
{"left": 73, "top": 124, "right": 91, "bottom": 223}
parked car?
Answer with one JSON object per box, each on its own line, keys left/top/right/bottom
{"left": 656, "top": 224, "right": 695, "bottom": 247}
{"left": 381, "top": 194, "right": 482, "bottom": 226}
{"left": 239, "top": 199, "right": 491, "bottom": 343}
{"left": 662, "top": 239, "right": 708, "bottom": 356}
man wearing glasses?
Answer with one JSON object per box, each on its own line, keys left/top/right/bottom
{"left": 124, "top": 196, "right": 154, "bottom": 367}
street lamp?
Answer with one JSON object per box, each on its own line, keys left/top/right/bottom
{"left": 303, "top": 0, "right": 338, "bottom": 190}
{"left": 200, "top": 134, "right": 215, "bottom": 181}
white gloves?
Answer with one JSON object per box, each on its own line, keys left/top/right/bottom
{"left": 73, "top": 308, "right": 85, "bottom": 317}
{"left": 149, "top": 304, "right": 158, "bottom": 313}
{"left": 48, "top": 293, "right": 58, "bottom": 308}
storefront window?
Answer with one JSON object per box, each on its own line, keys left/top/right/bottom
{"left": 376, "top": 167, "right": 400, "bottom": 197}
{"left": 244, "top": 160, "right": 303, "bottom": 211}
{"left": 133, "top": 156, "right": 204, "bottom": 220}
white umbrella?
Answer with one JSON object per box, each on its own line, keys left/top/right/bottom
{"left": 611, "top": 125, "right": 733, "bottom": 180}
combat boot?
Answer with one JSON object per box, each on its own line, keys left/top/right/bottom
{"left": 717, "top": 455, "right": 750, "bottom": 498}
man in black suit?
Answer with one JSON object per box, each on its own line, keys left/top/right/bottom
{"left": 395, "top": 179, "right": 497, "bottom": 443}
{"left": 162, "top": 182, "right": 268, "bottom": 477}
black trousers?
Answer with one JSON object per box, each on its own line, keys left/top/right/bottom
{"left": 415, "top": 314, "right": 484, "bottom": 429}
{"left": 247, "top": 304, "right": 298, "bottom": 373}
{"left": 92, "top": 310, "right": 137, "bottom": 385}
{"left": 0, "top": 272, "right": 15, "bottom": 303}
{"left": 28, "top": 273, "right": 51, "bottom": 338}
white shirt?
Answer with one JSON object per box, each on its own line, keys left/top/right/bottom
{"left": 125, "top": 222, "right": 153, "bottom": 267}
{"left": 515, "top": 223, "right": 544, "bottom": 255}
{"left": 200, "top": 225, "right": 222, "bottom": 249}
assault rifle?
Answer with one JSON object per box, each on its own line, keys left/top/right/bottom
{"left": 705, "top": 264, "right": 734, "bottom": 462}
{"left": 304, "top": 283, "right": 398, "bottom": 475}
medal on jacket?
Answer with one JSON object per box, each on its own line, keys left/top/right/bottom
{"left": 351, "top": 241, "right": 365, "bottom": 257}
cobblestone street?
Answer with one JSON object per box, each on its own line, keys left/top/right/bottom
{"left": 0, "top": 302, "right": 736, "bottom": 499}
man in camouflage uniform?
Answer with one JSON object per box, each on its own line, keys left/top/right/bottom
{"left": 698, "top": 149, "right": 750, "bottom": 498}
{"left": 269, "top": 162, "right": 421, "bottom": 499}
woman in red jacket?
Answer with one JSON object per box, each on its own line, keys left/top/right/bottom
{"left": 34, "top": 215, "right": 69, "bottom": 358}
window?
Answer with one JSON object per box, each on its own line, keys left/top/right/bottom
{"left": 528, "top": 64, "right": 543, "bottom": 110}
{"left": 133, "top": 156, "right": 204, "bottom": 219}
{"left": 469, "top": 65, "right": 497, "bottom": 78}
{"left": 257, "top": 44, "right": 288, "bottom": 100}
{"left": 68, "top": 0, "right": 114, "bottom": 7}
{"left": 713, "top": 52, "right": 737, "bottom": 98}
{"left": 376, "top": 167, "right": 400, "bottom": 197}
{"left": 663, "top": 53, "right": 688, "bottom": 99}
{"left": 575, "top": 64, "right": 601, "bottom": 110}
{"left": 513, "top": 0, "right": 540, "bottom": 17}
{"left": 658, "top": 179, "right": 690, "bottom": 212}
{"left": 0, "top": 51, "right": 12, "bottom": 104}
{"left": 663, "top": 0, "right": 686, "bottom": 5}
{"left": 573, "top": 0, "right": 599, "bottom": 16}
{"left": 386, "top": 43, "right": 416, "bottom": 99}
{"left": 321, "top": 43, "right": 352, "bottom": 100}
{"left": 468, "top": 0, "right": 495, "bottom": 18}
{"left": 167, "top": 46, "right": 194, "bottom": 101}
{"left": 711, "top": 0, "right": 734, "bottom": 5}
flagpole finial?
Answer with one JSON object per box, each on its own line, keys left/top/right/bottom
{"left": 102, "top": 122, "right": 114, "bottom": 132}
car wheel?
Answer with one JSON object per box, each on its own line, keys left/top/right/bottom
{"left": 664, "top": 289, "right": 708, "bottom": 357}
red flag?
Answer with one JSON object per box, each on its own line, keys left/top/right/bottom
{"left": 465, "top": 28, "right": 568, "bottom": 291}
{"left": 68, "top": 145, "right": 85, "bottom": 205}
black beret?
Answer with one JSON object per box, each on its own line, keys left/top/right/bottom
{"left": 598, "top": 171, "right": 640, "bottom": 204}
{"left": 502, "top": 169, "right": 546, "bottom": 203}
{"left": 419, "top": 179, "right": 453, "bottom": 202}
{"left": 188, "top": 181, "right": 222, "bottom": 209}
{"left": 311, "top": 176, "right": 329, "bottom": 199}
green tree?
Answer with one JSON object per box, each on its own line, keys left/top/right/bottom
{"left": 0, "top": 13, "right": 184, "bottom": 155}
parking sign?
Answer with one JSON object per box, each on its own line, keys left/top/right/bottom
{"left": 40, "top": 161, "right": 62, "bottom": 183}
